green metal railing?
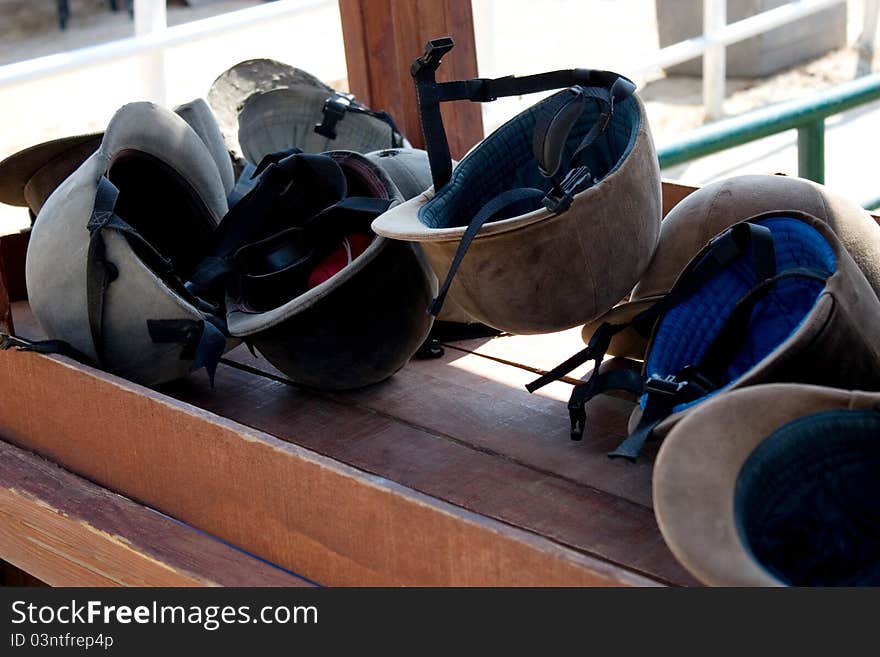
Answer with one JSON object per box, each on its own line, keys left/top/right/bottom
{"left": 656, "top": 71, "right": 880, "bottom": 210}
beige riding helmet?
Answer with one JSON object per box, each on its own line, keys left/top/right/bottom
{"left": 582, "top": 174, "right": 880, "bottom": 359}
{"left": 209, "top": 58, "right": 404, "bottom": 165}
{"left": 208, "top": 58, "right": 332, "bottom": 159}
{"left": 372, "top": 38, "right": 662, "bottom": 334}
{"left": 654, "top": 383, "right": 880, "bottom": 586}
{"left": 0, "top": 133, "right": 103, "bottom": 218}
{"left": 173, "top": 98, "right": 236, "bottom": 195}
{"left": 530, "top": 211, "right": 880, "bottom": 461}
{"left": 0, "top": 98, "right": 235, "bottom": 217}
{"left": 26, "top": 102, "right": 234, "bottom": 386}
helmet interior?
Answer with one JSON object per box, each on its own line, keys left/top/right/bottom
{"left": 418, "top": 92, "right": 642, "bottom": 229}
{"left": 108, "top": 149, "right": 218, "bottom": 282}
{"left": 735, "top": 409, "right": 880, "bottom": 586}
{"left": 643, "top": 216, "right": 835, "bottom": 414}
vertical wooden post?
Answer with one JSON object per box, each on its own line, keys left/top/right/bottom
{"left": 0, "top": 259, "right": 12, "bottom": 335}
{"left": 0, "top": 230, "right": 31, "bottom": 335}
{"left": 338, "top": 0, "right": 484, "bottom": 158}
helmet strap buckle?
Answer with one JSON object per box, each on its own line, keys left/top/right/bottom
{"left": 542, "top": 166, "right": 592, "bottom": 214}
{"left": 644, "top": 374, "right": 689, "bottom": 397}
{"left": 315, "top": 92, "right": 355, "bottom": 139}
{"left": 411, "top": 37, "right": 455, "bottom": 77}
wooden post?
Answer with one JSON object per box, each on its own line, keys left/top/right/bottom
{"left": 338, "top": 0, "right": 484, "bottom": 158}
{"left": 0, "top": 257, "right": 11, "bottom": 335}
{"left": 0, "top": 230, "right": 30, "bottom": 335}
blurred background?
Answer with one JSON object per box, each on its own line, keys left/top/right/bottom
{"left": 0, "top": 0, "right": 878, "bottom": 232}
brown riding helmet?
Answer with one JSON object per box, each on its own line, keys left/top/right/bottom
{"left": 582, "top": 174, "right": 880, "bottom": 359}
{"left": 529, "top": 211, "right": 880, "bottom": 461}
{"left": 654, "top": 383, "right": 880, "bottom": 586}
{"left": 372, "top": 38, "right": 662, "bottom": 334}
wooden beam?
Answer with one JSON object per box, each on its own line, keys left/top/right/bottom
{"left": 0, "top": 255, "right": 10, "bottom": 335}
{"left": 9, "top": 301, "right": 685, "bottom": 585}
{"left": 0, "top": 347, "right": 653, "bottom": 586}
{"left": 0, "top": 439, "right": 311, "bottom": 587}
{"left": 1, "top": 229, "right": 29, "bottom": 302}
{"left": 0, "top": 228, "right": 29, "bottom": 335}
{"left": 339, "top": 0, "right": 484, "bottom": 157}
{"left": 661, "top": 179, "right": 699, "bottom": 217}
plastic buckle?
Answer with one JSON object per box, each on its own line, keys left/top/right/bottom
{"left": 567, "top": 402, "right": 587, "bottom": 441}
{"left": 470, "top": 78, "right": 499, "bottom": 103}
{"left": 542, "top": 166, "right": 592, "bottom": 214}
{"left": 644, "top": 374, "right": 688, "bottom": 397}
{"left": 315, "top": 93, "right": 354, "bottom": 138}
{"left": 411, "top": 37, "right": 455, "bottom": 77}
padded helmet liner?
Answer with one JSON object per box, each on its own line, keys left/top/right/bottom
{"left": 735, "top": 409, "right": 880, "bottom": 586}
{"left": 419, "top": 93, "right": 640, "bottom": 230}
{"left": 644, "top": 217, "right": 836, "bottom": 413}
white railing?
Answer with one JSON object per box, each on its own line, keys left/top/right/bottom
{"left": 0, "top": 0, "right": 857, "bottom": 117}
{"left": 0, "top": 0, "right": 334, "bottom": 105}
{"left": 626, "top": 0, "right": 847, "bottom": 119}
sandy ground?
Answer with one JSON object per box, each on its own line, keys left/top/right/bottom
{"left": 0, "top": 0, "right": 878, "bottom": 233}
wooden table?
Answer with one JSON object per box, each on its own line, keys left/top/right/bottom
{"left": 0, "top": 184, "right": 710, "bottom": 586}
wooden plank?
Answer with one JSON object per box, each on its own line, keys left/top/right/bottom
{"left": 0, "top": 346, "right": 654, "bottom": 587}
{"left": 186, "top": 355, "right": 692, "bottom": 585}
{"left": 0, "top": 251, "right": 10, "bottom": 334}
{"left": 223, "top": 344, "right": 651, "bottom": 506}
{"left": 339, "top": 0, "right": 484, "bottom": 157}
{"left": 0, "top": 439, "right": 311, "bottom": 587}
{"left": 11, "top": 303, "right": 689, "bottom": 585}
{"left": 443, "top": 327, "right": 608, "bottom": 383}
{"left": 661, "top": 179, "right": 699, "bottom": 217}
{"left": 0, "top": 229, "right": 29, "bottom": 303}
{"left": 0, "top": 228, "right": 28, "bottom": 335}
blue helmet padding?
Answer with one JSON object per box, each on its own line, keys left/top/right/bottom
{"left": 643, "top": 216, "right": 836, "bottom": 412}
{"left": 418, "top": 93, "right": 641, "bottom": 229}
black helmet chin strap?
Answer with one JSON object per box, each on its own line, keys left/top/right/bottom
{"left": 411, "top": 37, "right": 636, "bottom": 317}
{"left": 315, "top": 91, "right": 405, "bottom": 148}
{"left": 411, "top": 36, "right": 635, "bottom": 193}
{"left": 2, "top": 176, "right": 229, "bottom": 385}
{"left": 525, "top": 221, "right": 835, "bottom": 462}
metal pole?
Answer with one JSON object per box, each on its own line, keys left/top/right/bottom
{"left": 133, "top": 0, "right": 167, "bottom": 105}
{"left": 658, "top": 70, "right": 880, "bottom": 169}
{"left": 797, "top": 120, "right": 825, "bottom": 183}
{"left": 702, "top": 0, "right": 726, "bottom": 121}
